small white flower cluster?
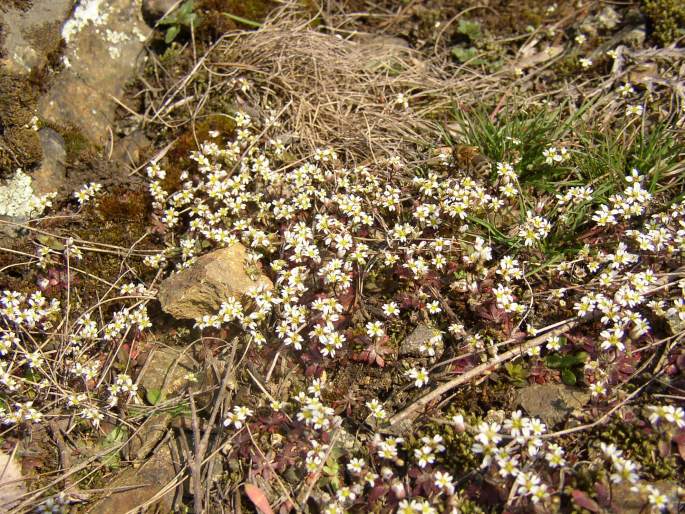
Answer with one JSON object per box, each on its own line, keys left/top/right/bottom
{"left": 542, "top": 145, "right": 571, "bottom": 165}
{"left": 413, "top": 434, "right": 446, "bottom": 468}
{"left": 518, "top": 212, "right": 552, "bottom": 247}
{"left": 496, "top": 161, "right": 520, "bottom": 198}
{"left": 468, "top": 411, "right": 559, "bottom": 504}
{"left": 73, "top": 182, "right": 103, "bottom": 206}
{"left": 0, "top": 242, "right": 156, "bottom": 430}
{"left": 294, "top": 380, "right": 337, "bottom": 431}
{"left": 647, "top": 404, "right": 685, "bottom": 429}
{"left": 556, "top": 185, "right": 593, "bottom": 208}
{"left": 107, "top": 374, "right": 138, "bottom": 407}
{"left": 121, "top": 67, "right": 685, "bottom": 514}
{"left": 592, "top": 169, "right": 652, "bottom": 226}
{"left": 223, "top": 405, "right": 253, "bottom": 429}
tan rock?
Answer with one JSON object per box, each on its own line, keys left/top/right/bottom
{"left": 516, "top": 383, "right": 590, "bottom": 427}
{"left": 0, "top": 450, "right": 26, "bottom": 511}
{"left": 131, "top": 346, "right": 195, "bottom": 460}
{"left": 611, "top": 481, "right": 680, "bottom": 514}
{"left": 158, "top": 244, "right": 272, "bottom": 320}
{"left": 399, "top": 324, "right": 444, "bottom": 358}
{"left": 87, "top": 440, "right": 178, "bottom": 514}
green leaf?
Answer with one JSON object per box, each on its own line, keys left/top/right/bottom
{"left": 505, "top": 362, "right": 529, "bottom": 385}
{"left": 178, "top": 0, "right": 194, "bottom": 17}
{"left": 560, "top": 351, "right": 589, "bottom": 368}
{"left": 36, "top": 234, "right": 65, "bottom": 251}
{"left": 558, "top": 355, "right": 578, "bottom": 368}
{"left": 561, "top": 368, "right": 577, "bottom": 386}
{"left": 545, "top": 354, "right": 563, "bottom": 369}
{"left": 457, "top": 19, "right": 482, "bottom": 41}
{"left": 165, "top": 25, "right": 181, "bottom": 44}
{"left": 101, "top": 426, "right": 128, "bottom": 468}
{"left": 223, "top": 12, "right": 263, "bottom": 28}
{"left": 573, "top": 351, "right": 589, "bottom": 364}
{"left": 146, "top": 388, "right": 163, "bottom": 405}
{"left": 452, "top": 46, "right": 481, "bottom": 64}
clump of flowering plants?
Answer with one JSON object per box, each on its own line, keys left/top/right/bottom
{"left": 2, "top": 9, "right": 685, "bottom": 512}
{"left": 120, "top": 61, "right": 685, "bottom": 511}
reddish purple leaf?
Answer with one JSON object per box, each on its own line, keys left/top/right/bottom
{"left": 672, "top": 432, "right": 685, "bottom": 460}
{"left": 245, "top": 483, "right": 275, "bottom": 514}
{"left": 571, "top": 489, "right": 600, "bottom": 512}
{"left": 594, "top": 481, "right": 611, "bottom": 507}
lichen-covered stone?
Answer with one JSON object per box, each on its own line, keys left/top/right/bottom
{"left": 38, "top": 0, "right": 151, "bottom": 145}
{"left": 399, "top": 324, "right": 444, "bottom": 358}
{"left": 516, "top": 383, "right": 590, "bottom": 427}
{"left": 158, "top": 244, "right": 273, "bottom": 320}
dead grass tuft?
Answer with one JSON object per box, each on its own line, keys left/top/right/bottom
{"left": 210, "top": 11, "right": 505, "bottom": 163}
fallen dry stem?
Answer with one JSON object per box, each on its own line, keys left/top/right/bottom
{"left": 388, "top": 319, "right": 580, "bottom": 431}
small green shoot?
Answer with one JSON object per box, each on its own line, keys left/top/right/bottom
{"left": 100, "top": 425, "right": 128, "bottom": 469}
{"left": 505, "top": 362, "right": 530, "bottom": 387}
{"left": 158, "top": 0, "right": 199, "bottom": 44}
{"left": 223, "top": 12, "right": 263, "bottom": 29}
{"left": 457, "top": 19, "right": 483, "bottom": 41}
{"left": 145, "top": 388, "right": 163, "bottom": 405}
{"left": 545, "top": 350, "right": 588, "bottom": 386}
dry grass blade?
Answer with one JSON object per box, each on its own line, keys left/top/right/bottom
{"left": 388, "top": 320, "right": 579, "bottom": 431}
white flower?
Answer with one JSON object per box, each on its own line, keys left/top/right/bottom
{"left": 347, "top": 457, "right": 365, "bottom": 474}
{"left": 382, "top": 302, "right": 399, "bottom": 317}
{"left": 626, "top": 104, "right": 643, "bottom": 116}
{"left": 366, "top": 398, "right": 387, "bottom": 421}
{"left": 223, "top": 405, "right": 253, "bottom": 429}
{"left": 366, "top": 320, "right": 385, "bottom": 338}
{"left": 434, "top": 470, "right": 455, "bottom": 495}
{"left": 406, "top": 367, "right": 429, "bottom": 388}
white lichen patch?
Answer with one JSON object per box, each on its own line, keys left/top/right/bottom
{"left": 105, "top": 29, "right": 130, "bottom": 59}
{"left": 0, "top": 170, "right": 44, "bottom": 219}
{"left": 61, "top": 0, "right": 110, "bottom": 44}
{"left": 60, "top": 0, "right": 149, "bottom": 63}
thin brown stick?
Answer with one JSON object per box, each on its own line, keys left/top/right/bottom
{"left": 388, "top": 319, "right": 579, "bottom": 430}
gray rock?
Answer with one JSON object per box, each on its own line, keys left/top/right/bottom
{"left": 666, "top": 309, "right": 685, "bottom": 337}
{"left": 399, "top": 324, "right": 444, "bottom": 358}
{"left": 38, "top": 0, "right": 151, "bottom": 145}
{"left": 610, "top": 481, "right": 680, "bottom": 514}
{"left": 516, "top": 383, "right": 590, "bottom": 427}
{"left": 142, "top": 0, "right": 181, "bottom": 26}
{"left": 138, "top": 346, "right": 196, "bottom": 399}
{"left": 131, "top": 346, "right": 195, "bottom": 460}
{"left": 621, "top": 26, "right": 646, "bottom": 48}
{"left": 158, "top": 244, "right": 273, "bottom": 320}
{"left": 0, "top": 0, "right": 73, "bottom": 75}
{"left": 111, "top": 130, "right": 151, "bottom": 170}
{"left": 31, "top": 128, "right": 66, "bottom": 197}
